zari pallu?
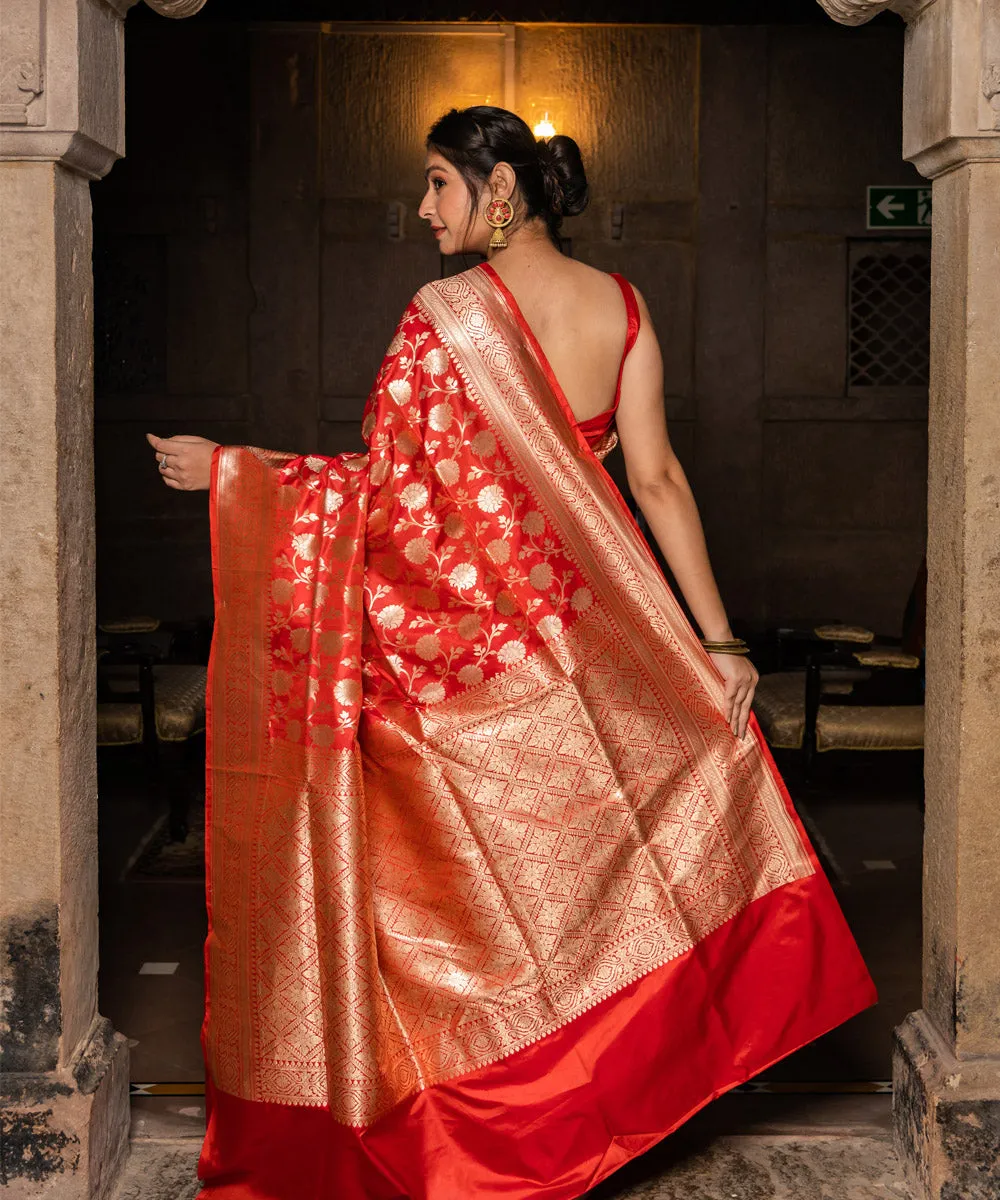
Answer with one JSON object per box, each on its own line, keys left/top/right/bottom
{"left": 199, "top": 264, "right": 875, "bottom": 1199}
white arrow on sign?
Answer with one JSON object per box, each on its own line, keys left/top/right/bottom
{"left": 876, "top": 194, "right": 906, "bottom": 221}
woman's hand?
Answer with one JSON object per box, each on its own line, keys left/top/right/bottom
{"left": 709, "top": 652, "right": 759, "bottom": 740}
{"left": 146, "top": 433, "right": 218, "bottom": 491}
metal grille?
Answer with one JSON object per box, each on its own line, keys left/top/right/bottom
{"left": 848, "top": 242, "right": 931, "bottom": 388}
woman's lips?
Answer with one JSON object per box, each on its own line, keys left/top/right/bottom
{"left": 432, "top": 227, "right": 445, "bottom": 239}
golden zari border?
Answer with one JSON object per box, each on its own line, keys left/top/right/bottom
{"left": 208, "top": 445, "right": 298, "bottom": 1102}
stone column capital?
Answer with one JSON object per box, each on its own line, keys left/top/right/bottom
{"left": 817, "top": 0, "right": 1000, "bottom": 178}
{"left": 907, "top": 134, "right": 1000, "bottom": 177}
{"left": 0, "top": 0, "right": 208, "bottom": 180}
{"left": 0, "top": 0, "right": 126, "bottom": 178}
{"left": 901, "top": 0, "right": 1000, "bottom": 176}
{"left": 102, "top": 0, "right": 210, "bottom": 16}
{"left": 815, "top": 0, "right": 932, "bottom": 26}
{"left": 144, "top": 0, "right": 210, "bottom": 15}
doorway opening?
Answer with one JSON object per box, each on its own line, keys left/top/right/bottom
{"left": 92, "top": 4, "right": 925, "bottom": 1180}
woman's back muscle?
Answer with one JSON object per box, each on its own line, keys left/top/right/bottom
{"left": 488, "top": 257, "right": 629, "bottom": 424}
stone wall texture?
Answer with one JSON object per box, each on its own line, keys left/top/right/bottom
{"left": 92, "top": 19, "right": 928, "bottom": 635}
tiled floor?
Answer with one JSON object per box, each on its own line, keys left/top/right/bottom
{"left": 99, "top": 746, "right": 922, "bottom": 1198}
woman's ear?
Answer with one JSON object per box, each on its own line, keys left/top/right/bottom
{"left": 489, "top": 162, "right": 517, "bottom": 201}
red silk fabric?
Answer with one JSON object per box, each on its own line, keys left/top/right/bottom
{"left": 200, "top": 866, "right": 873, "bottom": 1200}
{"left": 199, "top": 264, "right": 875, "bottom": 1199}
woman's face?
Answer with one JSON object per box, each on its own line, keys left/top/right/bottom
{"left": 419, "top": 151, "right": 486, "bottom": 256}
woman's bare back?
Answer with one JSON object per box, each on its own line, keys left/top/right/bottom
{"left": 487, "top": 255, "right": 630, "bottom": 423}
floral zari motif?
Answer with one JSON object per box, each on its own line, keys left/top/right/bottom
{"left": 206, "top": 267, "right": 814, "bottom": 1128}
{"left": 360, "top": 311, "right": 596, "bottom": 711}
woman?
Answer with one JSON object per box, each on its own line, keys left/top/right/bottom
{"left": 148, "top": 107, "right": 874, "bottom": 1200}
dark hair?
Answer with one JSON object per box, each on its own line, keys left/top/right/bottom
{"left": 426, "top": 106, "right": 588, "bottom": 245}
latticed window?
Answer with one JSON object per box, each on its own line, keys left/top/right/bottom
{"left": 848, "top": 241, "right": 931, "bottom": 388}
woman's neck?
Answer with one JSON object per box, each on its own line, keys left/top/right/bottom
{"left": 487, "top": 220, "right": 562, "bottom": 273}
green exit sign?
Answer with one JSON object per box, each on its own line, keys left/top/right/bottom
{"left": 867, "top": 185, "right": 932, "bottom": 230}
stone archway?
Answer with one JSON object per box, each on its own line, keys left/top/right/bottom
{"left": 0, "top": 3, "right": 204, "bottom": 1195}
{"left": 2, "top": 2, "right": 998, "bottom": 1197}
{"left": 816, "top": 3, "right": 1000, "bottom": 1198}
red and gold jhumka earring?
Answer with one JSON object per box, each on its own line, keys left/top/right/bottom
{"left": 485, "top": 197, "right": 514, "bottom": 250}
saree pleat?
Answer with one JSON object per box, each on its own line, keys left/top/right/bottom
{"left": 199, "top": 264, "right": 875, "bottom": 1199}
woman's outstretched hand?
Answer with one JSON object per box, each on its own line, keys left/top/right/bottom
{"left": 710, "top": 652, "right": 759, "bottom": 740}
{"left": 146, "top": 433, "right": 218, "bottom": 491}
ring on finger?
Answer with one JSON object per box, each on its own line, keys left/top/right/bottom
{"left": 158, "top": 455, "right": 169, "bottom": 472}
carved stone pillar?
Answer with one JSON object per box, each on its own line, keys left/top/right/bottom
{"left": 817, "top": 1, "right": 1000, "bottom": 1197}
{"left": 0, "top": 3, "right": 130, "bottom": 1195}
{"left": 0, "top": 0, "right": 201, "bottom": 1194}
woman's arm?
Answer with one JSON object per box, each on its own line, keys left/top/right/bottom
{"left": 615, "top": 289, "right": 757, "bottom": 738}
{"left": 147, "top": 433, "right": 218, "bottom": 490}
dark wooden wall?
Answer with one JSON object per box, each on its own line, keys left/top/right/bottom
{"left": 93, "top": 19, "right": 927, "bottom": 634}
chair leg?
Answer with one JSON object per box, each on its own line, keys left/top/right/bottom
{"left": 133, "top": 658, "right": 166, "bottom": 815}
{"left": 168, "top": 785, "right": 189, "bottom": 842}
{"left": 802, "top": 742, "right": 815, "bottom": 785}
{"left": 166, "top": 747, "right": 189, "bottom": 843}
{"left": 167, "top": 734, "right": 205, "bottom": 843}
{"left": 802, "top": 656, "right": 822, "bottom": 785}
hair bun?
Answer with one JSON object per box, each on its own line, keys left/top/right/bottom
{"left": 537, "top": 134, "right": 589, "bottom": 220}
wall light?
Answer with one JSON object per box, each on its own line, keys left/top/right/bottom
{"left": 532, "top": 113, "right": 556, "bottom": 139}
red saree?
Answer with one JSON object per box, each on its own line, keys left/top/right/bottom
{"left": 199, "top": 264, "right": 875, "bottom": 1199}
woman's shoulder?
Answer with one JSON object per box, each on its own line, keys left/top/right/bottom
{"left": 548, "top": 262, "right": 649, "bottom": 337}
{"left": 558, "top": 256, "right": 615, "bottom": 287}
{"left": 557, "top": 258, "right": 646, "bottom": 307}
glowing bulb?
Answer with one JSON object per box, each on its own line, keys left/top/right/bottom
{"left": 533, "top": 113, "right": 556, "bottom": 139}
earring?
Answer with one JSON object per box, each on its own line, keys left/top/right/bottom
{"left": 485, "top": 197, "right": 514, "bottom": 250}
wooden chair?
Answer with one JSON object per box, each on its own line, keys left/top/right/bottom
{"left": 802, "top": 645, "right": 923, "bottom": 778}
{"left": 754, "top": 624, "right": 924, "bottom": 780}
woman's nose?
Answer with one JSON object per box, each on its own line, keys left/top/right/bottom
{"left": 418, "top": 191, "right": 434, "bottom": 221}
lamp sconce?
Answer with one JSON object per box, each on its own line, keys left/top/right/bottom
{"left": 533, "top": 113, "right": 556, "bottom": 139}
{"left": 610, "top": 203, "right": 624, "bottom": 241}
{"left": 387, "top": 201, "right": 405, "bottom": 241}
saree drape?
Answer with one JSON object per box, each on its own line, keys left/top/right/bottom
{"left": 199, "top": 264, "right": 875, "bottom": 1200}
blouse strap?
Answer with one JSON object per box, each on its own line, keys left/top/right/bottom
{"left": 611, "top": 273, "right": 641, "bottom": 355}
{"left": 610, "top": 274, "right": 641, "bottom": 408}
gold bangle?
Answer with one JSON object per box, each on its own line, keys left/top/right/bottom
{"left": 701, "top": 638, "right": 750, "bottom": 656}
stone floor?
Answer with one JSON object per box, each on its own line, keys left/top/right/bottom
{"left": 588, "top": 1113, "right": 910, "bottom": 1199}
{"left": 113, "top": 1130, "right": 909, "bottom": 1200}
{"left": 113, "top": 1145, "right": 200, "bottom": 1200}
{"left": 117, "top": 1091, "right": 910, "bottom": 1198}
